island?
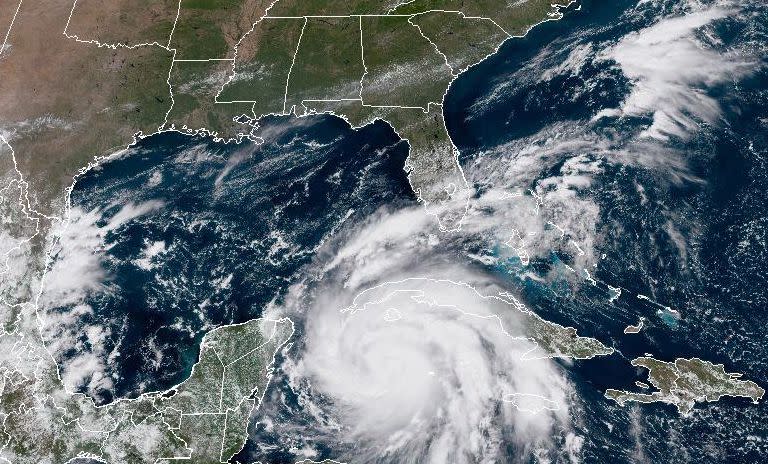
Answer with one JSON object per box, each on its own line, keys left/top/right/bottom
{"left": 605, "top": 356, "right": 765, "bottom": 415}
{"left": 623, "top": 317, "right": 644, "bottom": 334}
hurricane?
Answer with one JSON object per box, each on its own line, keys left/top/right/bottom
{"left": 295, "top": 278, "right": 570, "bottom": 464}
{"left": 241, "top": 0, "right": 768, "bottom": 462}
{"left": 246, "top": 188, "right": 589, "bottom": 464}
{"left": 23, "top": 0, "right": 768, "bottom": 462}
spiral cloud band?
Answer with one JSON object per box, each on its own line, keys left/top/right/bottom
{"left": 267, "top": 198, "right": 582, "bottom": 463}
{"left": 292, "top": 277, "right": 572, "bottom": 463}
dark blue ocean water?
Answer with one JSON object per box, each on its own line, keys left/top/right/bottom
{"left": 60, "top": 0, "right": 768, "bottom": 461}
{"left": 62, "top": 117, "right": 414, "bottom": 402}
{"left": 444, "top": 0, "right": 768, "bottom": 461}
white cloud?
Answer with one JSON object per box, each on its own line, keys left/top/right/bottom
{"left": 38, "top": 200, "right": 165, "bottom": 399}
{"left": 289, "top": 276, "right": 571, "bottom": 463}
{"left": 57, "top": 325, "right": 115, "bottom": 396}
{"left": 41, "top": 201, "right": 164, "bottom": 309}
{"left": 264, "top": 180, "right": 584, "bottom": 462}
{"left": 133, "top": 239, "right": 166, "bottom": 271}
{"left": 601, "top": 5, "right": 753, "bottom": 140}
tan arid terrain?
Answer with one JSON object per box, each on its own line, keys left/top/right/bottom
{"left": 0, "top": 0, "right": 569, "bottom": 223}
{"left": 0, "top": 0, "right": 172, "bottom": 214}
{"left": 2, "top": 2, "right": 766, "bottom": 463}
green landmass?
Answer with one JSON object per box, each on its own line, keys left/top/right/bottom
{"left": 217, "top": 17, "right": 306, "bottom": 116}
{"left": 410, "top": 11, "right": 510, "bottom": 73}
{"left": 390, "top": 0, "right": 571, "bottom": 36}
{"left": 495, "top": 291, "right": 614, "bottom": 359}
{"left": 360, "top": 15, "right": 453, "bottom": 108}
{"left": 285, "top": 16, "right": 365, "bottom": 109}
{"left": 526, "top": 313, "right": 615, "bottom": 359}
{"left": 170, "top": 0, "right": 272, "bottom": 60}
{"left": 0, "top": 310, "right": 293, "bottom": 463}
{"left": 605, "top": 356, "right": 765, "bottom": 414}
{"left": 211, "top": 1, "right": 571, "bottom": 227}
{"left": 268, "top": 0, "right": 398, "bottom": 16}
{"left": 166, "top": 59, "right": 256, "bottom": 139}
{"left": 297, "top": 100, "right": 468, "bottom": 222}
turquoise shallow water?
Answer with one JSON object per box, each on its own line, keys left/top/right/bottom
{"left": 441, "top": 0, "right": 768, "bottom": 461}
{"left": 62, "top": 118, "right": 414, "bottom": 403}
{"left": 58, "top": 0, "right": 768, "bottom": 461}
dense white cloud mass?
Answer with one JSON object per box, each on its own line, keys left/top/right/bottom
{"left": 259, "top": 5, "right": 763, "bottom": 461}
{"left": 41, "top": 201, "right": 165, "bottom": 309}
{"left": 298, "top": 278, "right": 570, "bottom": 463}
{"left": 265, "top": 189, "right": 583, "bottom": 462}
{"left": 599, "top": 4, "right": 753, "bottom": 140}
{"left": 39, "top": 201, "right": 164, "bottom": 397}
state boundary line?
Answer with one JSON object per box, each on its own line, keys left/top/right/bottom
{"left": 1, "top": 0, "right": 23, "bottom": 55}
{"left": 282, "top": 17, "right": 308, "bottom": 114}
